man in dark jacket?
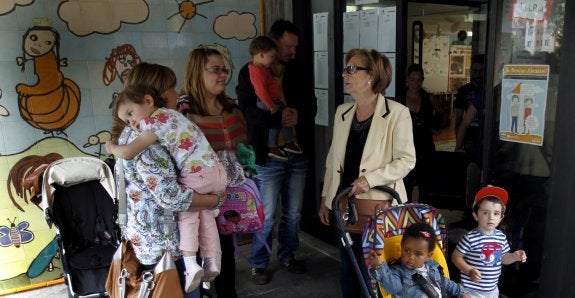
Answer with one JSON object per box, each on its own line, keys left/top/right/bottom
{"left": 236, "top": 19, "right": 317, "bottom": 285}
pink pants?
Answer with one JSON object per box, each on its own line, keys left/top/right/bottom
{"left": 178, "top": 161, "right": 227, "bottom": 257}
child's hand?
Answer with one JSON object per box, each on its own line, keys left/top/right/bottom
{"left": 367, "top": 251, "right": 382, "bottom": 269}
{"left": 467, "top": 268, "right": 481, "bottom": 282}
{"left": 460, "top": 293, "right": 471, "bottom": 298}
{"left": 513, "top": 250, "right": 527, "bottom": 263}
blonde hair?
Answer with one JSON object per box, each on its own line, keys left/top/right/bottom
{"left": 182, "top": 47, "right": 234, "bottom": 116}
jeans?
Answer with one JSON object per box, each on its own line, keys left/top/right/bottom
{"left": 250, "top": 153, "right": 307, "bottom": 268}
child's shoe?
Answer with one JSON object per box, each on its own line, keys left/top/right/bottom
{"left": 202, "top": 255, "right": 221, "bottom": 282}
{"left": 283, "top": 142, "right": 303, "bottom": 154}
{"left": 268, "top": 147, "right": 288, "bottom": 161}
{"left": 184, "top": 261, "right": 204, "bottom": 293}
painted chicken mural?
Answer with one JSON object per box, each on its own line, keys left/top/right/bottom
{"left": 16, "top": 26, "right": 81, "bottom": 136}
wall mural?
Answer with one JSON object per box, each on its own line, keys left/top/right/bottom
{"left": 0, "top": 0, "right": 260, "bottom": 294}
{"left": 17, "top": 25, "right": 81, "bottom": 136}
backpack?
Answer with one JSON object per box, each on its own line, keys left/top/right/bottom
{"left": 216, "top": 178, "right": 264, "bottom": 234}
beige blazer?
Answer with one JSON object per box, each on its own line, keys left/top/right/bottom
{"left": 322, "top": 94, "right": 416, "bottom": 209}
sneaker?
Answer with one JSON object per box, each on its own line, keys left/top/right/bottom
{"left": 184, "top": 262, "right": 204, "bottom": 293}
{"left": 283, "top": 259, "right": 306, "bottom": 274}
{"left": 283, "top": 142, "right": 303, "bottom": 154}
{"left": 251, "top": 267, "right": 270, "bottom": 285}
{"left": 202, "top": 256, "right": 221, "bottom": 282}
{"left": 268, "top": 147, "right": 288, "bottom": 161}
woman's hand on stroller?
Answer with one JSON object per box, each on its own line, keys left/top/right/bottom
{"left": 349, "top": 176, "right": 370, "bottom": 197}
{"left": 367, "top": 250, "right": 383, "bottom": 269}
{"left": 318, "top": 196, "right": 330, "bottom": 225}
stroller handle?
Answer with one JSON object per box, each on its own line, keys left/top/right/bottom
{"left": 331, "top": 185, "right": 403, "bottom": 212}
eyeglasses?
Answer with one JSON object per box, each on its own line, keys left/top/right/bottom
{"left": 205, "top": 66, "right": 230, "bottom": 75}
{"left": 343, "top": 64, "right": 369, "bottom": 75}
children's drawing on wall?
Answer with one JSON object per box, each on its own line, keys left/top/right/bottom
{"left": 103, "top": 44, "right": 142, "bottom": 107}
{"left": 0, "top": 0, "right": 33, "bottom": 16}
{"left": 103, "top": 44, "right": 142, "bottom": 86}
{"left": 168, "top": 0, "right": 214, "bottom": 33}
{"left": 0, "top": 89, "right": 9, "bottom": 116}
{"left": 58, "top": 0, "right": 149, "bottom": 36}
{"left": 0, "top": 152, "right": 65, "bottom": 284}
{"left": 83, "top": 130, "right": 112, "bottom": 157}
{"left": 7, "top": 153, "right": 63, "bottom": 212}
{"left": 16, "top": 25, "right": 81, "bottom": 137}
{"left": 214, "top": 11, "right": 257, "bottom": 41}
{"left": 0, "top": 218, "right": 34, "bottom": 248}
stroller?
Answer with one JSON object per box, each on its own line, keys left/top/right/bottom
{"left": 332, "top": 185, "right": 449, "bottom": 298}
{"left": 41, "top": 157, "right": 120, "bottom": 297}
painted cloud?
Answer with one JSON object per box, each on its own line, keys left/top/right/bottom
{"left": 214, "top": 11, "right": 257, "bottom": 41}
{"left": 58, "top": 0, "right": 149, "bottom": 36}
{"left": 0, "top": 0, "right": 33, "bottom": 16}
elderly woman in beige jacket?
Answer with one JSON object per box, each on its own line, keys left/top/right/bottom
{"left": 318, "top": 48, "right": 416, "bottom": 298}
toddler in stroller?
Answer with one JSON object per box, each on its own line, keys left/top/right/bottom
{"left": 367, "top": 223, "right": 469, "bottom": 297}
{"left": 332, "top": 185, "right": 466, "bottom": 298}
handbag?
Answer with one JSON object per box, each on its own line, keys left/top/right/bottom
{"left": 215, "top": 178, "right": 264, "bottom": 234}
{"left": 105, "top": 240, "right": 183, "bottom": 298}
{"left": 339, "top": 195, "right": 390, "bottom": 234}
{"left": 105, "top": 158, "right": 183, "bottom": 298}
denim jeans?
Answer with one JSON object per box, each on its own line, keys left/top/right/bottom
{"left": 250, "top": 153, "right": 307, "bottom": 268}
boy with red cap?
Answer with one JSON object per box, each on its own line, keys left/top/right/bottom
{"left": 452, "top": 185, "right": 527, "bottom": 297}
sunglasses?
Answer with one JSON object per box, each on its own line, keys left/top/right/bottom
{"left": 205, "top": 66, "right": 230, "bottom": 75}
{"left": 343, "top": 64, "right": 369, "bottom": 75}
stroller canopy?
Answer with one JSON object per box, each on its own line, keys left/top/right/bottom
{"left": 41, "top": 157, "right": 116, "bottom": 212}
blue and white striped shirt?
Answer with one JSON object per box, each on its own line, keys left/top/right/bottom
{"left": 455, "top": 228, "right": 510, "bottom": 292}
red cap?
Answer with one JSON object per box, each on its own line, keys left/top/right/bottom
{"left": 474, "top": 185, "right": 508, "bottom": 207}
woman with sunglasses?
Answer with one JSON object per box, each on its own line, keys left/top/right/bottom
{"left": 318, "top": 48, "right": 416, "bottom": 297}
{"left": 176, "top": 47, "right": 249, "bottom": 298}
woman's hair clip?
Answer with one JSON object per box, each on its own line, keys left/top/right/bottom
{"left": 420, "top": 231, "right": 431, "bottom": 238}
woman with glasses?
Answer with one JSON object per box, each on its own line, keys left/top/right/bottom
{"left": 318, "top": 48, "right": 416, "bottom": 297}
{"left": 176, "top": 46, "right": 249, "bottom": 298}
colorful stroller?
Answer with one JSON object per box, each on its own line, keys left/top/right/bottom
{"left": 332, "top": 185, "right": 449, "bottom": 298}
{"left": 41, "top": 156, "right": 120, "bottom": 297}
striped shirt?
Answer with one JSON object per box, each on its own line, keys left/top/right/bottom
{"left": 455, "top": 228, "right": 510, "bottom": 292}
{"left": 177, "top": 96, "right": 248, "bottom": 186}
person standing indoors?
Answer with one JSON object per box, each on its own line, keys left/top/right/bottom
{"left": 454, "top": 54, "right": 485, "bottom": 164}
{"left": 237, "top": 19, "right": 317, "bottom": 285}
{"left": 400, "top": 64, "right": 439, "bottom": 202}
{"left": 110, "top": 94, "right": 222, "bottom": 298}
{"left": 177, "top": 47, "right": 248, "bottom": 298}
{"left": 318, "top": 49, "right": 416, "bottom": 298}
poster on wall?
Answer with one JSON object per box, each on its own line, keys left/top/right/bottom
{"left": 499, "top": 64, "right": 549, "bottom": 146}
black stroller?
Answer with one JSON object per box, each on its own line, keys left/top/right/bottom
{"left": 41, "top": 157, "right": 120, "bottom": 297}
